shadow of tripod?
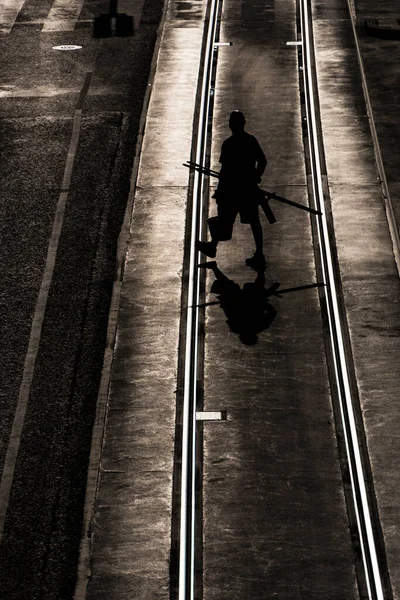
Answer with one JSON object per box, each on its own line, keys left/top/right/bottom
{"left": 199, "top": 261, "right": 324, "bottom": 345}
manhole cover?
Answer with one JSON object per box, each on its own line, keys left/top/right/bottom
{"left": 52, "top": 45, "right": 83, "bottom": 51}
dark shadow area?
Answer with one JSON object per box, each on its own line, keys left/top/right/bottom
{"left": 199, "top": 261, "right": 324, "bottom": 345}
{"left": 199, "top": 262, "right": 276, "bottom": 345}
{"left": 93, "top": 0, "right": 134, "bottom": 38}
{"left": 184, "top": 161, "right": 321, "bottom": 222}
{"left": 364, "top": 17, "right": 400, "bottom": 39}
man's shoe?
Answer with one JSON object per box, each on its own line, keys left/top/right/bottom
{"left": 245, "top": 252, "right": 267, "bottom": 270}
{"left": 198, "top": 260, "right": 217, "bottom": 269}
{"left": 196, "top": 241, "right": 217, "bottom": 258}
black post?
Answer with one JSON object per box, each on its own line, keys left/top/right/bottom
{"left": 93, "top": 0, "right": 134, "bottom": 37}
{"left": 110, "top": 0, "right": 118, "bottom": 15}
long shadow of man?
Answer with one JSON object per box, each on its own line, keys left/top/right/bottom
{"left": 200, "top": 261, "right": 277, "bottom": 345}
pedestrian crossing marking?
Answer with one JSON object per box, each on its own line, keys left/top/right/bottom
{"left": 0, "top": 0, "right": 86, "bottom": 34}
{"left": 0, "top": 0, "right": 26, "bottom": 34}
{"left": 42, "top": 0, "right": 85, "bottom": 32}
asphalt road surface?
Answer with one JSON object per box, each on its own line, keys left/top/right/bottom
{"left": 0, "top": 0, "right": 163, "bottom": 597}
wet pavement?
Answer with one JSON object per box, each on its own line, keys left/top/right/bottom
{"left": 83, "top": 1, "right": 207, "bottom": 598}
{"left": 84, "top": 0, "right": 397, "bottom": 598}
{"left": 354, "top": 0, "right": 400, "bottom": 226}
{"left": 1, "top": 0, "right": 400, "bottom": 598}
{"left": 314, "top": 0, "right": 400, "bottom": 596}
{"left": 202, "top": 9, "right": 358, "bottom": 600}
{"left": 85, "top": 0, "right": 400, "bottom": 595}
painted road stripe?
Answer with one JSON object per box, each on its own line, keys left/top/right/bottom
{"left": 0, "top": 72, "right": 92, "bottom": 543}
{"left": 0, "top": 0, "right": 26, "bottom": 34}
{"left": 0, "top": 86, "right": 79, "bottom": 98}
{"left": 196, "top": 411, "right": 225, "bottom": 421}
{"left": 0, "top": 86, "right": 114, "bottom": 99}
{"left": 42, "top": 0, "right": 85, "bottom": 32}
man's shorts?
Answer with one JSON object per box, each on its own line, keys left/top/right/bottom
{"left": 217, "top": 195, "right": 260, "bottom": 225}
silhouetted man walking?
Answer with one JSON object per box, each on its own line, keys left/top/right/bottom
{"left": 196, "top": 110, "right": 268, "bottom": 268}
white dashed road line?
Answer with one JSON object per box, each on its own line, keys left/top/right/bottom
{"left": 42, "top": 0, "right": 85, "bottom": 32}
{"left": 0, "top": 0, "right": 26, "bottom": 34}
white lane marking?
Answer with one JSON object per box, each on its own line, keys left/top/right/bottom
{"left": 0, "top": 0, "right": 26, "bottom": 34}
{"left": 0, "top": 73, "right": 92, "bottom": 543}
{"left": 286, "top": 41, "right": 302, "bottom": 45}
{"left": 42, "top": 0, "right": 85, "bottom": 32}
{"left": 196, "top": 411, "right": 223, "bottom": 421}
{"left": 11, "top": 19, "right": 93, "bottom": 26}
{"left": 0, "top": 86, "right": 78, "bottom": 98}
{"left": 0, "top": 86, "right": 116, "bottom": 98}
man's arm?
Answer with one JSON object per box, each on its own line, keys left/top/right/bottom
{"left": 254, "top": 139, "right": 267, "bottom": 178}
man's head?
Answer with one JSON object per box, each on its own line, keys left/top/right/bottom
{"left": 229, "top": 110, "right": 246, "bottom": 134}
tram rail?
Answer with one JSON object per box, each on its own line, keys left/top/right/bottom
{"left": 299, "top": 0, "right": 386, "bottom": 598}
{"left": 177, "top": 0, "right": 390, "bottom": 597}
{"left": 178, "top": 0, "right": 223, "bottom": 597}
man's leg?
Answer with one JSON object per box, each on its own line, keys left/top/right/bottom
{"left": 246, "top": 215, "right": 266, "bottom": 269}
{"left": 195, "top": 239, "right": 217, "bottom": 258}
{"left": 195, "top": 221, "right": 218, "bottom": 258}
{"left": 196, "top": 203, "right": 234, "bottom": 259}
{"left": 195, "top": 216, "right": 220, "bottom": 259}
{"left": 250, "top": 216, "right": 263, "bottom": 255}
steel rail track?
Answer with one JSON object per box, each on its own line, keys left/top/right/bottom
{"left": 178, "top": 0, "right": 222, "bottom": 597}
{"left": 299, "top": 0, "right": 385, "bottom": 598}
